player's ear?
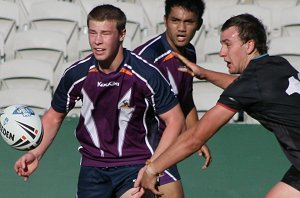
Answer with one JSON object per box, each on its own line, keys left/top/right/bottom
{"left": 246, "top": 39, "right": 256, "bottom": 54}
{"left": 196, "top": 18, "right": 203, "bottom": 30}
{"left": 120, "top": 28, "right": 126, "bottom": 42}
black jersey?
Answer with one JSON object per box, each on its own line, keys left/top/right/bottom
{"left": 218, "top": 55, "right": 300, "bottom": 170}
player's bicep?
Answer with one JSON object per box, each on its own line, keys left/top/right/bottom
{"left": 159, "top": 104, "right": 185, "bottom": 129}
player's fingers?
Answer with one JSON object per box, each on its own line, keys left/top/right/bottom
{"left": 198, "top": 149, "right": 203, "bottom": 156}
{"left": 178, "top": 67, "right": 195, "bottom": 76}
{"left": 132, "top": 187, "right": 145, "bottom": 198}
{"left": 133, "top": 166, "right": 146, "bottom": 188}
{"left": 177, "top": 67, "right": 188, "bottom": 73}
{"left": 149, "top": 187, "right": 163, "bottom": 196}
{"left": 131, "top": 187, "right": 142, "bottom": 195}
{"left": 202, "top": 155, "right": 212, "bottom": 169}
{"left": 14, "top": 160, "right": 21, "bottom": 173}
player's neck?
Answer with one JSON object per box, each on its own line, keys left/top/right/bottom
{"left": 98, "top": 48, "right": 124, "bottom": 74}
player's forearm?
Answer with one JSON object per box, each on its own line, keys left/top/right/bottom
{"left": 149, "top": 122, "right": 205, "bottom": 173}
{"left": 150, "top": 105, "right": 185, "bottom": 161}
{"left": 148, "top": 105, "right": 233, "bottom": 174}
{"left": 150, "top": 121, "right": 185, "bottom": 161}
{"left": 29, "top": 108, "right": 65, "bottom": 161}
{"left": 200, "top": 69, "right": 237, "bottom": 89}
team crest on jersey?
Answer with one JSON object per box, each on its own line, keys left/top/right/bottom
{"left": 120, "top": 100, "right": 131, "bottom": 109}
{"left": 118, "top": 89, "right": 135, "bottom": 112}
{"left": 13, "top": 106, "right": 35, "bottom": 117}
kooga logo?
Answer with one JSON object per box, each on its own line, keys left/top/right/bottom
{"left": 97, "top": 81, "right": 120, "bottom": 87}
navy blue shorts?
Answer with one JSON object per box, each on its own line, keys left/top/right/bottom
{"left": 281, "top": 165, "right": 300, "bottom": 191}
{"left": 77, "top": 164, "right": 144, "bottom": 198}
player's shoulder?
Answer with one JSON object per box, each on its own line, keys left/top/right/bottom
{"left": 62, "top": 55, "right": 94, "bottom": 79}
{"left": 125, "top": 49, "right": 163, "bottom": 78}
{"left": 133, "top": 34, "right": 167, "bottom": 60}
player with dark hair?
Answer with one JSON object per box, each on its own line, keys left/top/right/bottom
{"left": 134, "top": 13, "right": 300, "bottom": 198}
{"left": 133, "top": 0, "right": 210, "bottom": 197}
{"left": 14, "top": 4, "right": 186, "bottom": 198}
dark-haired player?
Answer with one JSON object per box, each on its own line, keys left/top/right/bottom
{"left": 135, "top": 13, "right": 300, "bottom": 198}
{"left": 133, "top": 0, "right": 211, "bottom": 196}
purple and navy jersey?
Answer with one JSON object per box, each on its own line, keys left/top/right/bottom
{"left": 52, "top": 49, "right": 178, "bottom": 167}
{"left": 134, "top": 32, "right": 196, "bottom": 118}
{"left": 218, "top": 54, "right": 300, "bottom": 170}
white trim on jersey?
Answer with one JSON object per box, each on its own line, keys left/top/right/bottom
{"left": 66, "top": 76, "right": 86, "bottom": 112}
{"left": 143, "top": 98, "right": 155, "bottom": 155}
{"left": 154, "top": 50, "right": 171, "bottom": 64}
{"left": 117, "top": 88, "right": 135, "bottom": 157}
{"left": 167, "top": 68, "right": 178, "bottom": 95}
{"left": 81, "top": 89, "right": 104, "bottom": 157}
{"left": 137, "top": 35, "right": 161, "bottom": 56}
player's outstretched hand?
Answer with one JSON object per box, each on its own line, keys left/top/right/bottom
{"left": 173, "top": 51, "right": 205, "bottom": 79}
{"left": 14, "top": 152, "right": 39, "bottom": 182}
{"left": 132, "top": 165, "right": 163, "bottom": 197}
{"left": 198, "top": 144, "right": 212, "bottom": 169}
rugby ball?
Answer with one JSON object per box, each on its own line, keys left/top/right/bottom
{"left": 0, "top": 105, "right": 43, "bottom": 151}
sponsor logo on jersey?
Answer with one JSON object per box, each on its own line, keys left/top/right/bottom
{"left": 97, "top": 81, "right": 120, "bottom": 87}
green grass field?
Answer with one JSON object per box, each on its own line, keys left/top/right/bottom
{"left": 0, "top": 118, "right": 289, "bottom": 197}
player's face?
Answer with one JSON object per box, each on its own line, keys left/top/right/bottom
{"left": 165, "top": 6, "right": 199, "bottom": 52}
{"left": 88, "top": 19, "right": 125, "bottom": 63}
{"left": 219, "top": 26, "right": 250, "bottom": 74}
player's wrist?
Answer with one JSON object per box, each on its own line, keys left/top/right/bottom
{"left": 145, "top": 160, "right": 163, "bottom": 177}
{"left": 28, "top": 150, "right": 40, "bottom": 161}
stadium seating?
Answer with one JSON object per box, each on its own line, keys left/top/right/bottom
{"left": 0, "top": 59, "right": 54, "bottom": 93}
{"left": 12, "top": 29, "right": 67, "bottom": 72}
{"left": 28, "top": 1, "right": 82, "bottom": 61}
{"left": 218, "top": 5, "right": 272, "bottom": 35}
{"left": 0, "top": 0, "right": 20, "bottom": 60}
{"left": 0, "top": 34, "right": 4, "bottom": 63}
{"left": 254, "top": 0, "right": 299, "bottom": 37}
{"left": 269, "top": 36, "right": 300, "bottom": 71}
{"left": 198, "top": 61, "right": 229, "bottom": 74}
{"left": 203, "top": 35, "right": 223, "bottom": 63}
{"left": 15, "top": 0, "right": 57, "bottom": 29}
{"left": 191, "top": 25, "right": 207, "bottom": 63}
{"left": 139, "top": 0, "right": 165, "bottom": 35}
{"left": 75, "top": 0, "right": 118, "bottom": 17}
{"left": 112, "top": 2, "right": 147, "bottom": 49}
{"left": 77, "top": 33, "right": 92, "bottom": 60}
{"left": 0, "top": 89, "right": 52, "bottom": 116}
{"left": 280, "top": 6, "right": 300, "bottom": 37}
{"left": 192, "top": 79, "right": 223, "bottom": 114}
{"left": 203, "top": 0, "right": 239, "bottom": 36}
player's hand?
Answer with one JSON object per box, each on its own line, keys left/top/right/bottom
{"left": 198, "top": 144, "right": 212, "bottom": 169}
{"left": 173, "top": 51, "right": 205, "bottom": 79}
{"left": 132, "top": 166, "right": 146, "bottom": 197}
{"left": 14, "top": 152, "right": 39, "bottom": 182}
{"left": 133, "top": 165, "right": 163, "bottom": 197}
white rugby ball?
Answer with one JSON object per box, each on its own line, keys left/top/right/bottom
{"left": 0, "top": 105, "right": 43, "bottom": 151}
